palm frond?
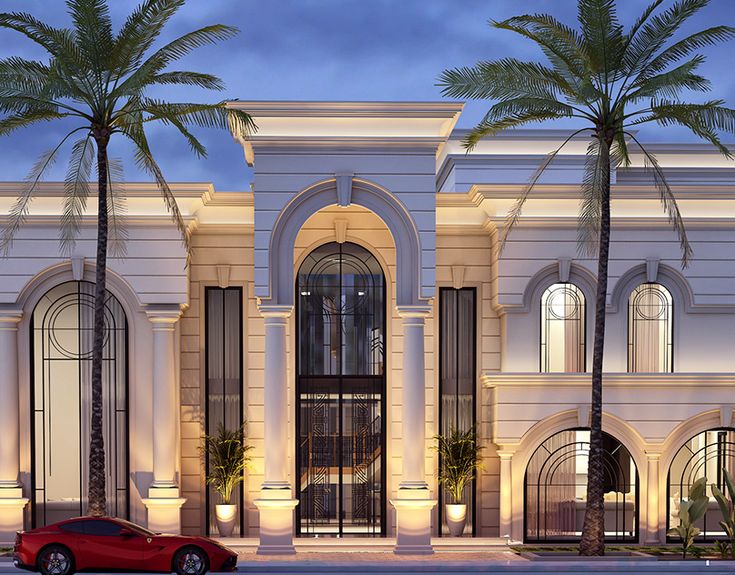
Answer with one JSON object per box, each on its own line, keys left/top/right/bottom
{"left": 626, "top": 55, "right": 710, "bottom": 102}
{"left": 150, "top": 71, "right": 225, "bottom": 91}
{"left": 111, "top": 0, "right": 186, "bottom": 76}
{"left": 0, "top": 12, "right": 83, "bottom": 69}
{"left": 492, "top": 14, "right": 589, "bottom": 84}
{"left": 439, "top": 58, "right": 572, "bottom": 101}
{"left": 578, "top": 0, "right": 625, "bottom": 82}
{"left": 627, "top": 132, "right": 693, "bottom": 265}
{"left": 1, "top": 147, "right": 62, "bottom": 254}
{"left": 113, "top": 24, "right": 238, "bottom": 98}
{"left": 642, "top": 25, "right": 735, "bottom": 77}
{"left": 635, "top": 99, "right": 735, "bottom": 157}
{"left": 67, "top": 0, "right": 114, "bottom": 74}
{"left": 60, "top": 135, "right": 94, "bottom": 256}
{"left": 462, "top": 101, "right": 576, "bottom": 151}
{"left": 623, "top": 0, "right": 710, "bottom": 77}
{"left": 0, "top": 109, "right": 68, "bottom": 136}
{"left": 107, "top": 157, "right": 128, "bottom": 258}
{"left": 120, "top": 119, "right": 190, "bottom": 253}
{"left": 577, "top": 137, "right": 609, "bottom": 257}
{"left": 499, "top": 128, "right": 592, "bottom": 255}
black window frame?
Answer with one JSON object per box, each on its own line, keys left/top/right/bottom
{"left": 204, "top": 286, "right": 245, "bottom": 537}
{"left": 438, "top": 286, "right": 477, "bottom": 537}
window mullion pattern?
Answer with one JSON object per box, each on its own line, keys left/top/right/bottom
{"left": 297, "top": 242, "right": 385, "bottom": 537}
{"left": 628, "top": 283, "right": 673, "bottom": 373}
{"left": 31, "top": 281, "right": 128, "bottom": 527}
{"left": 205, "top": 287, "right": 243, "bottom": 536}
{"left": 439, "top": 288, "right": 476, "bottom": 535}
{"left": 541, "top": 283, "right": 585, "bottom": 373}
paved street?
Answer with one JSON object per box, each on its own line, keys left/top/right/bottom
{"left": 3, "top": 556, "right": 735, "bottom": 575}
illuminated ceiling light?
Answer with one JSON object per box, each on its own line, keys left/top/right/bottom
{"left": 300, "top": 291, "right": 310, "bottom": 296}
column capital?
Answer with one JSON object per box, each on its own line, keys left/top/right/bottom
{"left": 145, "top": 305, "right": 183, "bottom": 327}
{"left": 258, "top": 304, "right": 293, "bottom": 319}
{"left": 0, "top": 308, "right": 23, "bottom": 326}
{"left": 396, "top": 304, "right": 432, "bottom": 320}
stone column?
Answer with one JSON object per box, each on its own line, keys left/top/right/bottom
{"left": 391, "top": 306, "right": 436, "bottom": 555}
{"left": 0, "top": 310, "right": 28, "bottom": 541}
{"left": 646, "top": 453, "right": 661, "bottom": 544}
{"left": 255, "top": 305, "right": 298, "bottom": 555}
{"left": 498, "top": 451, "right": 513, "bottom": 539}
{"left": 142, "top": 307, "right": 186, "bottom": 534}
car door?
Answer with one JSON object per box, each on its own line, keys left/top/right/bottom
{"left": 78, "top": 519, "right": 143, "bottom": 570}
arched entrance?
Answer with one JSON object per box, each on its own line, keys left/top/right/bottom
{"left": 296, "top": 242, "right": 386, "bottom": 536}
{"left": 31, "top": 281, "right": 128, "bottom": 526}
{"left": 667, "top": 428, "right": 735, "bottom": 541}
{"left": 524, "top": 428, "right": 639, "bottom": 542}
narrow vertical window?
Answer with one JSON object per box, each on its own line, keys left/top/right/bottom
{"left": 628, "top": 283, "right": 673, "bottom": 372}
{"left": 205, "top": 287, "right": 243, "bottom": 535}
{"left": 541, "top": 283, "right": 585, "bottom": 372}
{"left": 439, "top": 287, "right": 476, "bottom": 535}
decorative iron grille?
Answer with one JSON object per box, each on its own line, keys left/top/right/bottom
{"left": 541, "top": 283, "right": 585, "bottom": 372}
{"left": 628, "top": 283, "right": 673, "bottom": 372}
{"left": 31, "top": 281, "right": 128, "bottom": 527}
{"left": 667, "top": 428, "right": 735, "bottom": 541}
{"left": 524, "top": 429, "right": 638, "bottom": 543}
{"left": 296, "top": 242, "right": 386, "bottom": 537}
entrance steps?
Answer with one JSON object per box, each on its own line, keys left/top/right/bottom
{"left": 217, "top": 536, "right": 511, "bottom": 553}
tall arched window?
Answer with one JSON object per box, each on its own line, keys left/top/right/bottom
{"left": 296, "top": 241, "right": 386, "bottom": 537}
{"left": 525, "top": 429, "right": 638, "bottom": 542}
{"left": 31, "top": 281, "right": 128, "bottom": 527}
{"left": 668, "top": 428, "right": 735, "bottom": 541}
{"left": 628, "top": 283, "right": 673, "bottom": 372}
{"left": 541, "top": 283, "right": 585, "bottom": 372}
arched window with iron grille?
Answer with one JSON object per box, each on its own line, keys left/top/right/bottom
{"left": 667, "top": 428, "right": 735, "bottom": 541}
{"left": 628, "top": 283, "right": 673, "bottom": 372}
{"left": 540, "top": 283, "right": 585, "bottom": 372}
{"left": 524, "top": 429, "right": 638, "bottom": 542}
{"left": 31, "top": 281, "right": 128, "bottom": 527}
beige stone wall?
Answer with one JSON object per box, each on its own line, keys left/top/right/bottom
{"left": 436, "top": 229, "right": 500, "bottom": 536}
{"left": 179, "top": 229, "right": 254, "bottom": 535}
{"left": 178, "top": 214, "right": 504, "bottom": 538}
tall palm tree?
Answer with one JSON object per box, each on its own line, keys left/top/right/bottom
{"left": 0, "top": 0, "right": 254, "bottom": 518}
{"left": 439, "top": 0, "right": 735, "bottom": 555}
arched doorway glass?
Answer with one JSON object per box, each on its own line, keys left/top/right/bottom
{"left": 524, "top": 429, "right": 638, "bottom": 542}
{"left": 667, "top": 428, "right": 735, "bottom": 541}
{"left": 31, "top": 281, "right": 128, "bottom": 526}
{"left": 296, "top": 242, "right": 386, "bottom": 537}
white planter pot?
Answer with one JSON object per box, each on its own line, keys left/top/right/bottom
{"left": 215, "top": 504, "right": 237, "bottom": 538}
{"left": 445, "top": 503, "right": 467, "bottom": 537}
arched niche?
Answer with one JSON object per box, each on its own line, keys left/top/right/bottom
{"left": 263, "top": 178, "right": 424, "bottom": 307}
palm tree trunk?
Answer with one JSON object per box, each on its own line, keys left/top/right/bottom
{"left": 579, "top": 136, "right": 612, "bottom": 556}
{"left": 87, "top": 132, "right": 110, "bottom": 517}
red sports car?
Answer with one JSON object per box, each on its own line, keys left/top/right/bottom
{"left": 13, "top": 517, "right": 237, "bottom": 575}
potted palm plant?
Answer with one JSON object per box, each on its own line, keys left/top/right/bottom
{"left": 433, "top": 427, "right": 484, "bottom": 536}
{"left": 200, "top": 424, "right": 252, "bottom": 537}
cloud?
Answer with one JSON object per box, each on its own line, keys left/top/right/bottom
{"left": 0, "top": 0, "right": 732, "bottom": 190}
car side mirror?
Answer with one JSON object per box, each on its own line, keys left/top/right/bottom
{"left": 119, "top": 528, "right": 135, "bottom": 538}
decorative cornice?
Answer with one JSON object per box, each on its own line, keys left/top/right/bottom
{"left": 482, "top": 372, "right": 735, "bottom": 388}
{"left": 227, "top": 100, "right": 465, "bottom": 118}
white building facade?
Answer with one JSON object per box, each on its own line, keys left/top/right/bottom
{"left": 1, "top": 101, "right": 734, "bottom": 552}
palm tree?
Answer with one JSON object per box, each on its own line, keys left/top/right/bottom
{"left": 439, "top": 0, "right": 735, "bottom": 555}
{"left": 0, "top": 0, "right": 254, "bottom": 518}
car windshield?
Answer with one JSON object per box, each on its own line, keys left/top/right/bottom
{"left": 116, "top": 519, "right": 157, "bottom": 537}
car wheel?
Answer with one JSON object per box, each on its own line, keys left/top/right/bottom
{"left": 173, "top": 546, "right": 209, "bottom": 575}
{"left": 37, "top": 545, "right": 75, "bottom": 575}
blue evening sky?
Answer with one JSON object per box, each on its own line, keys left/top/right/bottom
{"left": 0, "top": 0, "right": 733, "bottom": 191}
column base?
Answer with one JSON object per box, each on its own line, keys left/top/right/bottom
{"left": 390, "top": 487, "right": 437, "bottom": 555}
{"left": 142, "top": 487, "right": 186, "bottom": 535}
{"left": 0, "top": 488, "right": 28, "bottom": 544}
{"left": 254, "top": 488, "right": 298, "bottom": 555}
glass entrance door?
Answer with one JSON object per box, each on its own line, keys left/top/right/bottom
{"left": 296, "top": 242, "right": 386, "bottom": 536}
